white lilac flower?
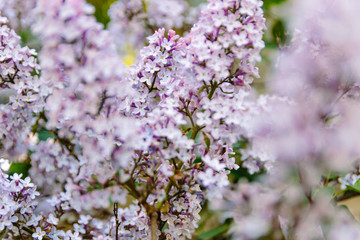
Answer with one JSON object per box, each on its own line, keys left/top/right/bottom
{"left": 32, "top": 227, "right": 46, "bottom": 240}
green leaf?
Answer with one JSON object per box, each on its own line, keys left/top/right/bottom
{"left": 188, "top": 0, "right": 207, "bottom": 7}
{"left": 193, "top": 156, "right": 202, "bottom": 164}
{"left": 232, "top": 139, "right": 248, "bottom": 151}
{"left": 38, "top": 129, "right": 55, "bottom": 141}
{"left": 322, "top": 186, "right": 335, "bottom": 196}
{"left": 196, "top": 224, "right": 230, "bottom": 240}
{"left": 263, "top": 0, "right": 288, "bottom": 10}
{"left": 8, "top": 162, "right": 31, "bottom": 178}
{"left": 345, "top": 178, "right": 360, "bottom": 193}
{"left": 271, "top": 19, "right": 287, "bottom": 46}
{"left": 86, "top": 0, "right": 117, "bottom": 28}
{"left": 229, "top": 166, "right": 265, "bottom": 183}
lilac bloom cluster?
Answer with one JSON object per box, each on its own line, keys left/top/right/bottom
{"left": 114, "top": 28, "right": 204, "bottom": 239}
{"left": 186, "top": 0, "right": 266, "bottom": 89}
{"left": 0, "top": 16, "right": 42, "bottom": 160}
{"left": 107, "top": 1, "right": 264, "bottom": 237}
{"left": 125, "top": 28, "right": 188, "bottom": 116}
{"left": 0, "top": 169, "right": 113, "bottom": 240}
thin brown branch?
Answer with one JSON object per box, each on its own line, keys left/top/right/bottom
{"left": 150, "top": 211, "right": 158, "bottom": 240}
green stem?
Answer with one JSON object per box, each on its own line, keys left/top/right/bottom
{"left": 197, "top": 84, "right": 211, "bottom": 95}
{"left": 142, "top": 0, "right": 148, "bottom": 13}
{"left": 190, "top": 125, "right": 200, "bottom": 140}
{"left": 208, "top": 82, "right": 218, "bottom": 100}
{"left": 184, "top": 104, "right": 195, "bottom": 128}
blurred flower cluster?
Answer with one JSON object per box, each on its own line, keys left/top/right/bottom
{"left": 1, "top": 0, "right": 360, "bottom": 239}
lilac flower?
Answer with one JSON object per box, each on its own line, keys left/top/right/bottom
{"left": 32, "top": 227, "right": 46, "bottom": 240}
{"left": 187, "top": 0, "right": 266, "bottom": 90}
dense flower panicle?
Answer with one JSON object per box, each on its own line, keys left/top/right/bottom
{"left": 186, "top": 0, "right": 266, "bottom": 90}
{"left": 0, "top": 164, "right": 118, "bottom": 239}
{"left": 125, "top": 28, "right": 188, "bottom": 116}
{"left": 109, "top": 1, "right": 267, "bottom": 236}
{"left": 111, "top": 29, "right": 203, "bottom": 239}
{"left": 165, "top": 0, "right": 267, "bottom": 199}
{"left": 0, "top": 16, "right": 42, "bottom": 159}
{"left": 111, "top": 18, "right": 267, "bottom": 235}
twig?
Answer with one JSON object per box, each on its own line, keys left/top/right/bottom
{"left": 150, "top": 211, "right": 158, "bottom": 240}
{"left": 208, "top": 81, "right": 218, "bottom": 100}
{"left": 113, "top": 203, "right": 120, "bottom": 240}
